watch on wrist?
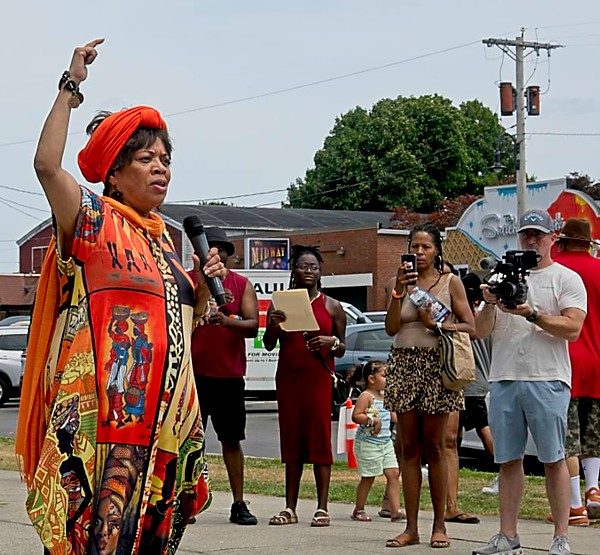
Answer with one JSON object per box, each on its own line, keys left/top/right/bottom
{"left": 525, "top": 309, "right": 538, "bottom": 323}
{"left": 330, "top": 336, "right": 341, "bottom": 351}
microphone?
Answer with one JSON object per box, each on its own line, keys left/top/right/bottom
{"left": 183, "top": 216, "right": 227, "bottom": 306}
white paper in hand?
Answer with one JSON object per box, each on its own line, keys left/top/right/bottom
{"left": 272, "top": 289, "right": 320, "bottom": 332}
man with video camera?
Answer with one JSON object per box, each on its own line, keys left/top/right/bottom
{"left": 473, "top": 209, "right": 587, "bottom": 555}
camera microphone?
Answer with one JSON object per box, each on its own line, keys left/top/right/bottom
{"left": 183, "top": 216, "right": 227, "bottom": 307}
{"left": 479, "top": 257, "right": 498, "bottom": 270}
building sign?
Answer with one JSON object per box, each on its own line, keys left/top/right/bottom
{"left": 455, "top": 177, "right": 600, "bottom": 260}
{"left": 455, "top": 179, "right": 567, "bottom": 260}
{"left": 245, "top": 238, "right": 290, "bottom": 270}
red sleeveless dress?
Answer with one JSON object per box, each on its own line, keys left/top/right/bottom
{"left": 275, "top": 293, "right": 334, "bottom": 465}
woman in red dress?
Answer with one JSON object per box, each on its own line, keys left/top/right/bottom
{"left": 263, "top": 245, "right": 347, "bottom": 527}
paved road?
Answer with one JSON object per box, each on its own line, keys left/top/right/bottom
{"left": 0, "top": 399, "right": 350, "bottom": 462}
{"left": 0, "top": 399, "right": 505, "bottom": 470}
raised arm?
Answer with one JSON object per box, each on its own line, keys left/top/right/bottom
{"left": 33, "top": 39, "right": 104, "bottom": 252}
{"left": 384, "top": 262, "right": 414, "bottom": 336}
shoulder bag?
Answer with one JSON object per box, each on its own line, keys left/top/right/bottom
{"left": 438, "top": 331, "right": 476, "bottom": 392}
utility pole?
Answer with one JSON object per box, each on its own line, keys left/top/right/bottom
{"left": 483, "top": 29, "right": 563, "bottom": 219}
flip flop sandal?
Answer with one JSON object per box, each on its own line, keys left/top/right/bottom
{"left": 444, "top": 512, "right": 480, "bottom": 524}
{"left": 311, "top": 509, "right": 331, "bottom": 527}
{"left": 385, "top": 533, "right": 420, "bottom": 548}
{"left": 269, "top": 508, "right": 298, "bottom": 525}
{"left": 378, "top": 509, "right": 392, "bottom": 518}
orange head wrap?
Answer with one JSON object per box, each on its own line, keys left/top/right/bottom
{"left": 77, "top": 106, "right": 168, "bottom": 184}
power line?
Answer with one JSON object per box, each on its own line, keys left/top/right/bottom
{"left": 0, "top": 130, "right": 85, "bottom": 149}
{"left": 533, "top": 21, "right": 600, "bottom": 30}
{"left": 0, "top": 184, "right": 45, "bottom": 196}
{"left": 164, "top": 41, "right": 481, "bottom": 118}
{"left": 529, "top": 132, "right": 600, "bottom": 137}
{"left": 0, "top": 197, "right": 40, "bottom": 220}
{"left": 0, "top": 40, "right": 481, "bottom": 149}
{"left": 0, "top": 194, "right": 49, "bottom": 213}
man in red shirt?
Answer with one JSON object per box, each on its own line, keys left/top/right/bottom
{"left": 554, "top": 218, "right": 600, "bottom": 525}
{"left": 190, "top": 227, "right": 259, "bottom": 525}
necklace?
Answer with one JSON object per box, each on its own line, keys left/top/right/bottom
{"left": 417, "top": 272, "right": 442, "bottom": 293}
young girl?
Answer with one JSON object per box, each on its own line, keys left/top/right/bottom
{"left": 350, "top": 360, "right": 402, "bottom": 522}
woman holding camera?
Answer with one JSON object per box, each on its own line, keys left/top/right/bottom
{"left": 384, "top": 222, "right": 474, "bottom": 549}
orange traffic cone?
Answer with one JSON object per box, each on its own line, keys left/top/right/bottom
{"left": 345, "top": 398, "right": 358, "bottom": 468}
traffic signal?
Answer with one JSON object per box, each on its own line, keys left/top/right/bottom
{"left": 527, "top": 86, "right": 540, "bottom": 116}
{"left": 500, "top": 82, "right": 515, "bottom": 116}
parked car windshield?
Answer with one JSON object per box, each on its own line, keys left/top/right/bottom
{"left": 0, "top": 316, "right": 30, "bottom": 327}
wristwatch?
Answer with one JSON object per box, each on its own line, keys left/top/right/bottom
{"left": 525, "top": 309, "right": 538, "bottom": 323}
{"left": 330, "top": 336, "right": 341, "bottom": 351}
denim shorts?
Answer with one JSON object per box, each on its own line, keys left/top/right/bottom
{"left": 489, "top": 380, "right": 569, "bottom": 464}
{"left": 354, "top": 439, "right": 398, "bottom": 477}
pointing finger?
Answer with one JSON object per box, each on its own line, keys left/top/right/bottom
{"left": 86, "top": 38, "right": 105, "bottom": 48}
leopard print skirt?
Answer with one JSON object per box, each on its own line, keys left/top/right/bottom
{"left": 385, "top": 346, "right": 464, "bottom": 415}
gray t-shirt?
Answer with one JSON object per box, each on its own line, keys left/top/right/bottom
{"left": 489, "top": 262, "right": 587, "bottom": 387}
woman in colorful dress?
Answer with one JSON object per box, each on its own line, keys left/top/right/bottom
{"left": 263, "top": 245, "right": 347, "bottom": 527}
{"left": 15, "top": 39, "right": 224, "bottom": 554}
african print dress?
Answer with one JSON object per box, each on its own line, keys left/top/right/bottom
{"left": 25, "top": 187, "right": 210, "bottom": 554}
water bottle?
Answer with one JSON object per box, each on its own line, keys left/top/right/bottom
{"left": 408, "top": 287, "right": 451, "bottom": 322}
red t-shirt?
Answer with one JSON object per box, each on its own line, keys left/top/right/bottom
{"left": 555, "top": 251, "right": 600, "bottom": 398}
{"left": 190, "top": 271, "right": 249, "bottom": 378}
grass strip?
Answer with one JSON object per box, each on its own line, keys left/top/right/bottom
{"left": 2, "top": 436, "right": 596, "bottom": 525}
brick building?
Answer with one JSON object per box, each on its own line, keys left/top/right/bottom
{"left": 16, "top": 205, "right": 410, "bottom": 312}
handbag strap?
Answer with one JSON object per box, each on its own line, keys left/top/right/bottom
{"left": 303, "top": 331, "right": 338, "bottom": 385}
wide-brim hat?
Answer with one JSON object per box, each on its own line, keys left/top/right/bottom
{"left": 205, "top": 226, "right": 235, "bottom": 256}
{"left": 557, "top": 218, "right": 593, "bottom": 244}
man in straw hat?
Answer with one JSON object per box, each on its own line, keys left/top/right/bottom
{"left": 474, "top": 209, "right": 587, "bottom": 555}
{"left": 553, "top": 218, "right": 600, "bottom": 525}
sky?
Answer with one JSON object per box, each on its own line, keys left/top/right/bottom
{"left": 1, "top": 0, "right": 599, "bottom": 272}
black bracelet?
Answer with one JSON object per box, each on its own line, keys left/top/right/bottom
{"left": 58, "top": 70, "right": 84, "bottom": 108}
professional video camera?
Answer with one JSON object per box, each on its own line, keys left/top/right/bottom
{"left": 483, "top": 250, "right": 539, "bottom": 309}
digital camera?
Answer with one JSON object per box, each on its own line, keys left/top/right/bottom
{"left": 483, "top": 250, "right": 539, "bottom": 309}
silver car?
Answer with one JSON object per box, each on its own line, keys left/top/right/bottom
{"left": 0, "top": 326, "right": 28, "bottom": 407}
{"left": 332, "top": 322, "right": 392, "bottom": 419}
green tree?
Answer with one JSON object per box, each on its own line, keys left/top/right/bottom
{"left": 566, "top": 172, "right": 600, "bottom": 200}
{"left": 287, "top": 95, "right": 510, "bottom": 212}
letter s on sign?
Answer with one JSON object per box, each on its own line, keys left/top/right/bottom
{"left": 481, "top": 214, "right": 499, "bottom": 239}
